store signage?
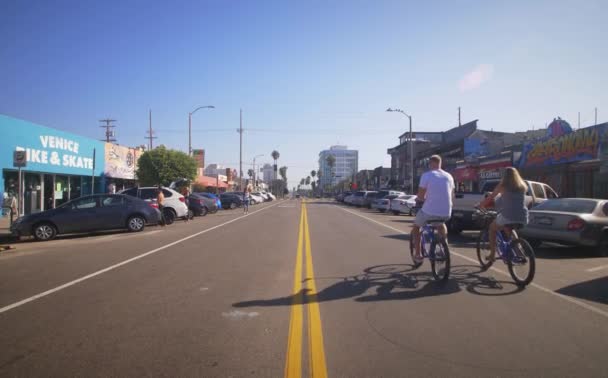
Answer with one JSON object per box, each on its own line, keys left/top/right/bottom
{"left": 16, "top": 135, "right": 94, "bottom": 169}
{"left": 520, "top": 126, "right": 604, "bottom": 168}
{"left": 13, "top": 150, "right": 27, "bottom": 167}
{"left": 479, "top": 170, "right": 502, "bottom": 179}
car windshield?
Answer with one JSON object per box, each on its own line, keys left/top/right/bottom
{"left": 533, "top": 199, "right": 598, "bottom": 213}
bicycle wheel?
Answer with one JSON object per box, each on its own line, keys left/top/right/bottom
{"left": 476, "top": 227, "right": 493, "bottom": 270}
{"left": 430, "top": 238, "right": 450, "bottom": 281}
{"left": 508, "top": 238, "right": 536, "bottom": 287}
{"left": 409, "top": 232, "right": 422, "bottom": 269}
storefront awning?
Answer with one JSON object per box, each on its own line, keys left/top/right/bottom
{"left": 196, "top": 175, "right": 229, "bottom": 188}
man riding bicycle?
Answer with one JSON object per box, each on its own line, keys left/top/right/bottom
{"left": 412, "top": 155, "right": 455, "bottom": 263}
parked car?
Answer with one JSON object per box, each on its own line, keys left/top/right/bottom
{"left": 389, "top": 194, "right": 418, "bottom": 215}
{"left": 372, "top": 193, "right": 403, "bottom": 212}
{"left": 344, "top": 192, "right": 356, "bottom": 205}
{"left": 360, "top": 191, "right": 379, "bottom": 208}
{"left": 195, "top": 192, "right": 222, "bottom": 211}
{"left": 253, "top": 192, "right": 270, "bottom": 202}
{"left": 518, "top": 198, "right": 608, "bottom": 256}
{"left": 450, "top": 180, "right": 558, "bottom": 233}
{"left": 336, "top": 191, "right": 352, "bottom": 202}
{"left": 10, "top": 194, "right": 161, "bottom": 241}
{"left": 263, "top": 191, "right": 276, "bottom": 201}
{"left": 220, "top": 193, "right": 244, "bottom": 209}
{"left": 187, "top": 193, "right": 219, "bottom": 216}
{"left": 119, "top": 186, "right": 189, "bottom": 224}
{"left": 250, "top": 193, "right": 265, "bottom": 204}
{"left": 371, "top": 191, "right": 405, "bottom": 211}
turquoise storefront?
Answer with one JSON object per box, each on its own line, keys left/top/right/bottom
{"left": 0, "top": 114, "right": 106, "bottom": 217}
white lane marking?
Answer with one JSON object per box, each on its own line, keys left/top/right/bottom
{"left": 222, "top": 310, "right": 259, "bottom": 319}
{"left": 587, "top": 264, "right": 608, "bottom": 273}
{"left": 0, "top": 202, "right": 280, "bottom": 315}
{"left": 339, "top": 206, "right": 608, "bottom": 320}
{"left": 94, "top": 230, "right": 163, "bottom": 242}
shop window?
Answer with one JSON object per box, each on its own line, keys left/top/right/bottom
{"left": 69, "top": 176, "right": 82, "bottom": 200}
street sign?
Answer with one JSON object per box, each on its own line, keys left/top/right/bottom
{"left": 13, "top": 150, "right": 27, "bottom": 167}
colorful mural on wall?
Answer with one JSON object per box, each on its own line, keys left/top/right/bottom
{"left": 519, "top": 122, "right": 606, "bottom": 168}
{"left": 104, "top": 143, "right": 140, "bottom": 179}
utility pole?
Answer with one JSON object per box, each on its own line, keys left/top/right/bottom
{"left": 99, "top": 119, "right": 117, "bottom": 143}
{"left": 458, "top": 107, "right": 461, "bottom": 126}
{"left": 145, "top": 110, "right": 156, "bottom": 150}
{"left": 578, "top": 112, "right": 581, "bottom": 129}
{"left": 240, "top": 110, "right": 243, "bottom": 191}
{"left": 595, "top": 107, "right": 598, "bottom": 125}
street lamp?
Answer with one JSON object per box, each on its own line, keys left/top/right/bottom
{"left": 252, "top": 154, "right": 264, "bottom": 189}
{"left": 387, "top": 108, "right": 414, "bottom": 193}
{"left": 188, "top": 105, "right": 215, "bottom": 156}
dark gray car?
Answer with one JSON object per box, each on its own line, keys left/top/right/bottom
{"left": 10, "top": 194, "right": 161, "bottom": 241}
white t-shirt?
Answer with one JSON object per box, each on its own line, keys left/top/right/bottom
{"left": 419, "top": 169, "right": 455, "bottom": 217}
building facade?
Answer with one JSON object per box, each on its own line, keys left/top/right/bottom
{"left": 318, "top": 145, "right": 358, "bottom": 190}
{"left": 1, "top": 114, "right": 106, "bottom": 216}
{"left": 262, "top": 163, "right": 274, "bottom": 183}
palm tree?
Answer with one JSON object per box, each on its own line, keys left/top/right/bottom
{"left": 305, "top": 176, "right": 311, "bottom": 186}
{"left": 279, "top": 166, "right": 288, "bottom": 182}
{"left": 271, "top": 150, "right": 280, "bottom": 195}
{"left": 326, "top": 154, "right": 336, "bottom": 191}
{"left": 247, "top": 168, "right": 254, "bottom": 179}
{"left": 300, "top": 178, "right": 306, "bottom": 186}
{"left": 311, "top": 170, "right": 316, "bottom": 179}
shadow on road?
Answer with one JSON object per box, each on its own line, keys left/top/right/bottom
{"left": 556, "top": 276, "right": 608, "bottom": 304}
{"left": 233, "top": 263, "right": 524, "bottom": 308}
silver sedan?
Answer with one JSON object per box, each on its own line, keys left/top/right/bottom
{"left": 519, "top": 198, "right": 608, "bottom": 256}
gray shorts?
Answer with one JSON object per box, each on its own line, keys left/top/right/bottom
{"left": 414, "top": 210, "right": 450, "bottom": 227}
{"left": 496, "top": 214, "right": 523, "bottom": 227}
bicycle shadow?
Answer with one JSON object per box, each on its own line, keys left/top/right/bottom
{"left": 232, "top": 263, "right": 524, "bottom": 309}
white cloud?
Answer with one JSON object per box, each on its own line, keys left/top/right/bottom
{"left": 459, "top": 64, "right": 494, "bottom": 92}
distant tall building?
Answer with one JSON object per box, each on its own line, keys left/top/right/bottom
{"left": 262, "top": 163, "right": 274, "bottom": 183}
{"left": 318, "top": 145, "right": 358, "bottom": 189}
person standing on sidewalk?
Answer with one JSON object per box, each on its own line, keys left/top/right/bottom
{"left": 156, "top": 186, "right": 166, "bottom": 226}
{"left": 243, "top": 187, "right": 251, "bottom": 214}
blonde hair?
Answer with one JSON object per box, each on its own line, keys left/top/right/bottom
{"left": 429, "top": 155, "right": 442, "bottom": 165}
{"left": 501, "top": 167, "right": 526, "bottom": 192}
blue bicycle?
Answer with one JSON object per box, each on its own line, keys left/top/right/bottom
{"left": 409, "top": 214, "right": 451, "bottom": 281}
{"left": 475, "top": 207, "right": 536, "bottom": 287}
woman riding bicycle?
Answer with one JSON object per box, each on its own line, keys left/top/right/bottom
{"left": 479, "top": 167, "right": 529, "bottom": 263}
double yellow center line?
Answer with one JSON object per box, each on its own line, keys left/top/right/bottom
{"left": 285, "top": 201, "right": 328, "bottom": 378}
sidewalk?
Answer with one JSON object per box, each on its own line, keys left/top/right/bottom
{"left": 0, "top": 216, "right": 16, "bottom": 246}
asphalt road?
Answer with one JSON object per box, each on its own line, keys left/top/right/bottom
{"left": 0, "top": 199, "right": 606, "bottom": 377}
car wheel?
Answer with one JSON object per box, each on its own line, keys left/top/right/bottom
{"left": 163, "top": 208, "right": 176, "bottom": 225}
{"left": 392, "top": 211, "right": 400, "bottom": 215}
{"left": 230, "top": 202, "right": 237, "bottom": 210}
{"left": 127, "top": 215, "right": 146, "bottom": 232}
{"left": 379, "top": 209, "right": 386, "bottom": 213}
{"left": 598, "top": 236, "right": 608, "bottom": 257}
{"left": 200, "top": 206, "right": 209, "bottom": 217}
{"left": 33, "top": 222, "right": 57, "bottom": 241}
{"left": 187, "top": 209, "right": 195, "bottom": 219}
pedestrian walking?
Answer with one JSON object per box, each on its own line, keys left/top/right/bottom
{"left": 157, "top": 186, "right": 166, "bottom": 226}
{"left": 243, "top": 187, "right": 251, "bottom": 214}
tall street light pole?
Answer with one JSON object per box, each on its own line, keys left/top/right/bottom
{"left": 188, "top": 105, "right": 215, "bottom": 156}
{"left": 253, "top": 154, "right": 263, "bottom": 189}
{"left": 387, "top": 108, "right": 414, "bottom": 193}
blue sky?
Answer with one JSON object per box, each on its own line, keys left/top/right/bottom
{"left": 1, "top": 0, "right": 606, "bottom": 187}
